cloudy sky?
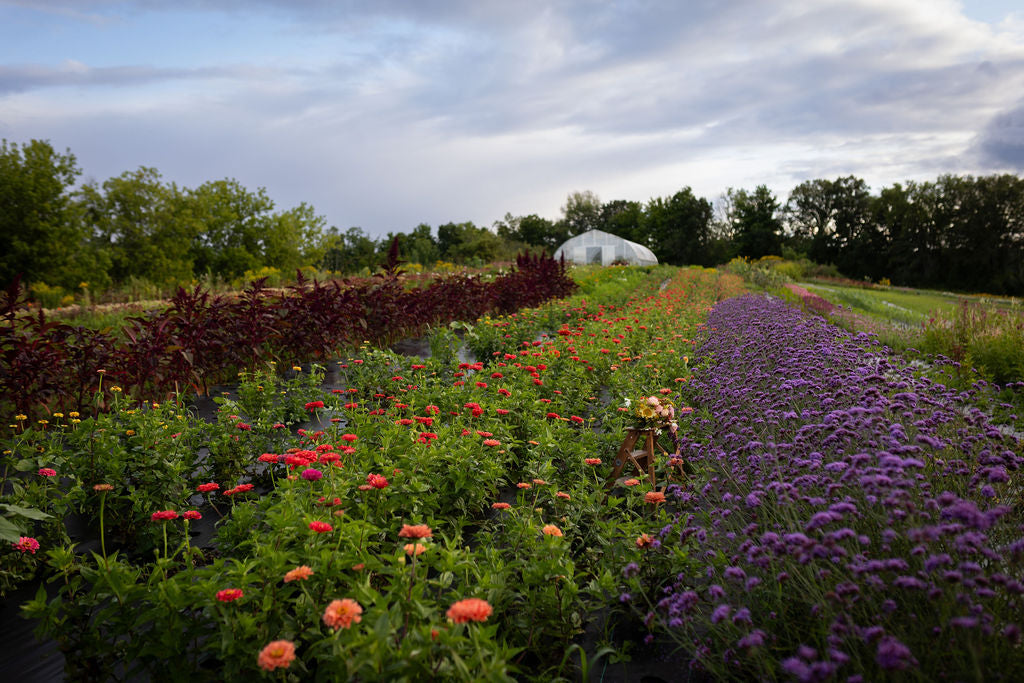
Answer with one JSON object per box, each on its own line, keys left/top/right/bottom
{"left": 3, "top": 0, "right": 1024, "bottom": 237}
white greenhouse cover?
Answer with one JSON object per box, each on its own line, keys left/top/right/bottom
{"left": 552, "top": 229, "right": 658, "bottom": 266}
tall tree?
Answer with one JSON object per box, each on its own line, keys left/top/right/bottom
{"left": 187, "top": 179, "right": 276, "bottom": 279}
{"left": 642, "top": 188, "right": 713, "bottom": 265}
{"left": 785, "top": 176, "right": 873, "bottom": 271}
{"left": 561, "top": 190, "right": 603, "bottom": 235}
{"left": 600, "top": 200, "right": 645, "bottom": 246}
{"left": 79, "top": 167, "right": 197, "bottom": 286}
{"left": 731, "top": 185, "right": 783, "bottom": 259}
{"left": 0, "top": 139, "right": 104, "bottom": 289}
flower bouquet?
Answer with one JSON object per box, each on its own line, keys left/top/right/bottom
{"left": 626, "top": 394, "right": 678, "bottom": 433}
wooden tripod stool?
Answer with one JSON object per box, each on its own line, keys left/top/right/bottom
{"left": 606, "top": 429, "right": 668, "bottom": 489}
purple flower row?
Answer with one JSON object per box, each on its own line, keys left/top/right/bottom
{"left": 632, "top": 294, "right": 1023, "bottom": 680}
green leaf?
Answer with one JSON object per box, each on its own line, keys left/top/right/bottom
{"left": 1, "top": 503, "right": 53, "bottom": 521}
{"left": 0, "top": 516, "right": 25, "bottom": 542}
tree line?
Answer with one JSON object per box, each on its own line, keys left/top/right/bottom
{"left": 3, "top": 138, "right": 1024, "bottom": 298}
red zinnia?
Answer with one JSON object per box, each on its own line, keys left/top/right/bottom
{"left": 217, "top": 588, "right": 243, "bottom": 602}
{"left": 151, "top": 510, "right": 178, "bottom": 521}
{"left": 309, "top": 521, "right": 334, "bottom": 533}
{"left": 366, "top": 473, "right": 389, "bottom": 489}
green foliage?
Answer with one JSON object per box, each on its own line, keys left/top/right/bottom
{"left": 0, "top": 139, "right": 109, "bottom": 291}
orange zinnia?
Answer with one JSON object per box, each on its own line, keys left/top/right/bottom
{"left": 257, "top": 640, "right": 296, "bottom": 671}
{"left": 446, "top": 597, "right": 492, "bottom": 624}
{"left": 542, "top": 524, "right": 563, "bottom": 537}
{"left": 644, "top": 491, "right": 667, "bottom": 504}
{"left": 284, "top": 565, "right": 314, "bottom": 582}
{"left": 636, "top": 533, "right": 655, "bottom": 548}
{"left": 404, "top": 543, "right": 427, "bottom": 556}
{"left": 323, "top": 598, "right": 363, "bottom": 630}
{"left": 398, "top": 524, "right": 432, "bottom": 539}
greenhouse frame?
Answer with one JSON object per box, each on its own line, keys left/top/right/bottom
{"left": 552, "top": 229, "right": 659, "bottom": 266}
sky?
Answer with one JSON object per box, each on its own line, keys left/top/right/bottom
{"left": 2, "top": 0, "right": 1024, "bottom": 238}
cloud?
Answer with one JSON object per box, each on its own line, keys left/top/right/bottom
{"left": 0, "top": 60, "right": 250, "bottom": 94}
{"left": 974, "top": 100, "right": 1024, "bottom": 168}
{"left": 4, "top": 0, "right": 1024, "bottom": 235}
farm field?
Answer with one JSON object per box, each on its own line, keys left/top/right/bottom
{"left": 2, "top": 265, "right": 1022, "bottom": 681}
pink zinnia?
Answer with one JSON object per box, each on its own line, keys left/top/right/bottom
{"left": 12, "top": 536, "right": 40, "bottom": 554}
{"left": 151, "top": 510, "right": 178, "bottom": 521}
{"left": 301, "top": 468, "right": 323, "bottom": 481}
{"left": 482, "top": 439, "right": 500, "bottom": 447}
{"left": 216, "top": 588, "right": 243, "bottom": 602}
{"left": 491, "top": 502, "right": 511, "bottom": 510}
{"left": 38, "top": 468, "right": 56, "bottom": 477}
{"left": 398, "top": 524, "right": 432, "bottom": 539}
{"left": 182, "top": 510, "right": 202, "bottom": 520}
{"left": 309, "top": 521, "right": 333, "bottom": 533}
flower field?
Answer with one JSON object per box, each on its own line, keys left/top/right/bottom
{"left": 3, "top": 265, "right": 1022, "bottom": 681}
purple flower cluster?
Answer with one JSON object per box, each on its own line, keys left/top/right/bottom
{"left": 631, "top": 295, "right": 1024, "bottom": 679}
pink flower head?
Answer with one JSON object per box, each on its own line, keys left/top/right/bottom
{"left": 151, "top": 510, "right": 178, "bottom": 521}
{"left": 38, "top": 468, "right": 57, "bottom": 477}
{"left": 12, "top": 536, "right": 40, "bottom": 554}
{"left": 197, "top": 482, "right": 220, "bottom": 493}
{"left": 309, "top": 521, "right": 333, "bottom": 533}
{"left": 305, "top": 401, "right": 325, "bottom": 412}
{"left": 216, "top": 588, "right": 243, "bottom": 602}
{"left": 301, "top": 468, "right": 323, "bottom": 481}
{"left": 182, "top": 510, "right": 202, "bottom": 520}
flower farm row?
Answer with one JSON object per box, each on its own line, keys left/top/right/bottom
{"left": 2, "top": 264, "right": 718, "bottom": 680}
{"left": 4, "top": 265, "right": 1022, "bottom": 681}
{"left": 0, "top": 252, "right": 574, "bottom": 424}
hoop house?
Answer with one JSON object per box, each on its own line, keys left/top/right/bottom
{"left": 552, "top": 229, "right": 658, "bottom": 266}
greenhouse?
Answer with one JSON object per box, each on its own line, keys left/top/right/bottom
{"left": 552, "top": 229, "right": 658, "bottom": 266}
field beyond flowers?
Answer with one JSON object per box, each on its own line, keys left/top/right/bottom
{"left": 2, "top": 266, "right": 1022, "bottom": 681}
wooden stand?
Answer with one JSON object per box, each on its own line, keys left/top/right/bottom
{"left": 606, "top": 428, "right": 687, "bottom": 491}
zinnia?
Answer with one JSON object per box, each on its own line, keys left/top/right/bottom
{"left": 38, "top": 468, "right": 56, "bottom": 477}
{"left": 257, "top": 640, "right": 296, "bottom": 671}
{"left": 636, "top": 533, "right": 654, "bottom": 549}
{"left": 542, "top": 524, "right": 564, "bottom": 537}
{"left": 584, "top": 458, "right": 602, "bottom": 465}
{"left": 399, "top": 524, "right": 432, "bottom": 539}
{"left": 197, "top": 482, "right": 219, "bottom": 492}
{"left": 405, "top": 543, "right": 427, "bottom": 556}
{"left": 366, "top": 473, "right": 389, "bottom": 489}
{"left": 447, "top": 597, "right": 492, "bottom": 624}
{"left": 216, "top": 588, "right": 243, "bottom": 602}
{"left": 151, "top": 510, "right": 178, "bottom": 521}
{"left": 301, "top": 468, "right": 323, "bottom": 481}
{"left": 482, "top": 439, "right": 500, "bottom": 447}
{"left": 284, "top": 565, "right": 314, "bottom": 582}
{"left": 182, "top": 510, "right": 201, "bottom": 520}
{"left": 323, "top": 598, "right": 363, "bottom": 630}
{"left": 309, "top": 521, "right": 333, "bottom": 533}
{"left": 12, "top": 536, "right": 40, "bottom": 554}
{"left": 491, "top": 502, "right": 511, "bottom": 510}
{"left": 644, "top": 491, "right": 667, "bottom": 504}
